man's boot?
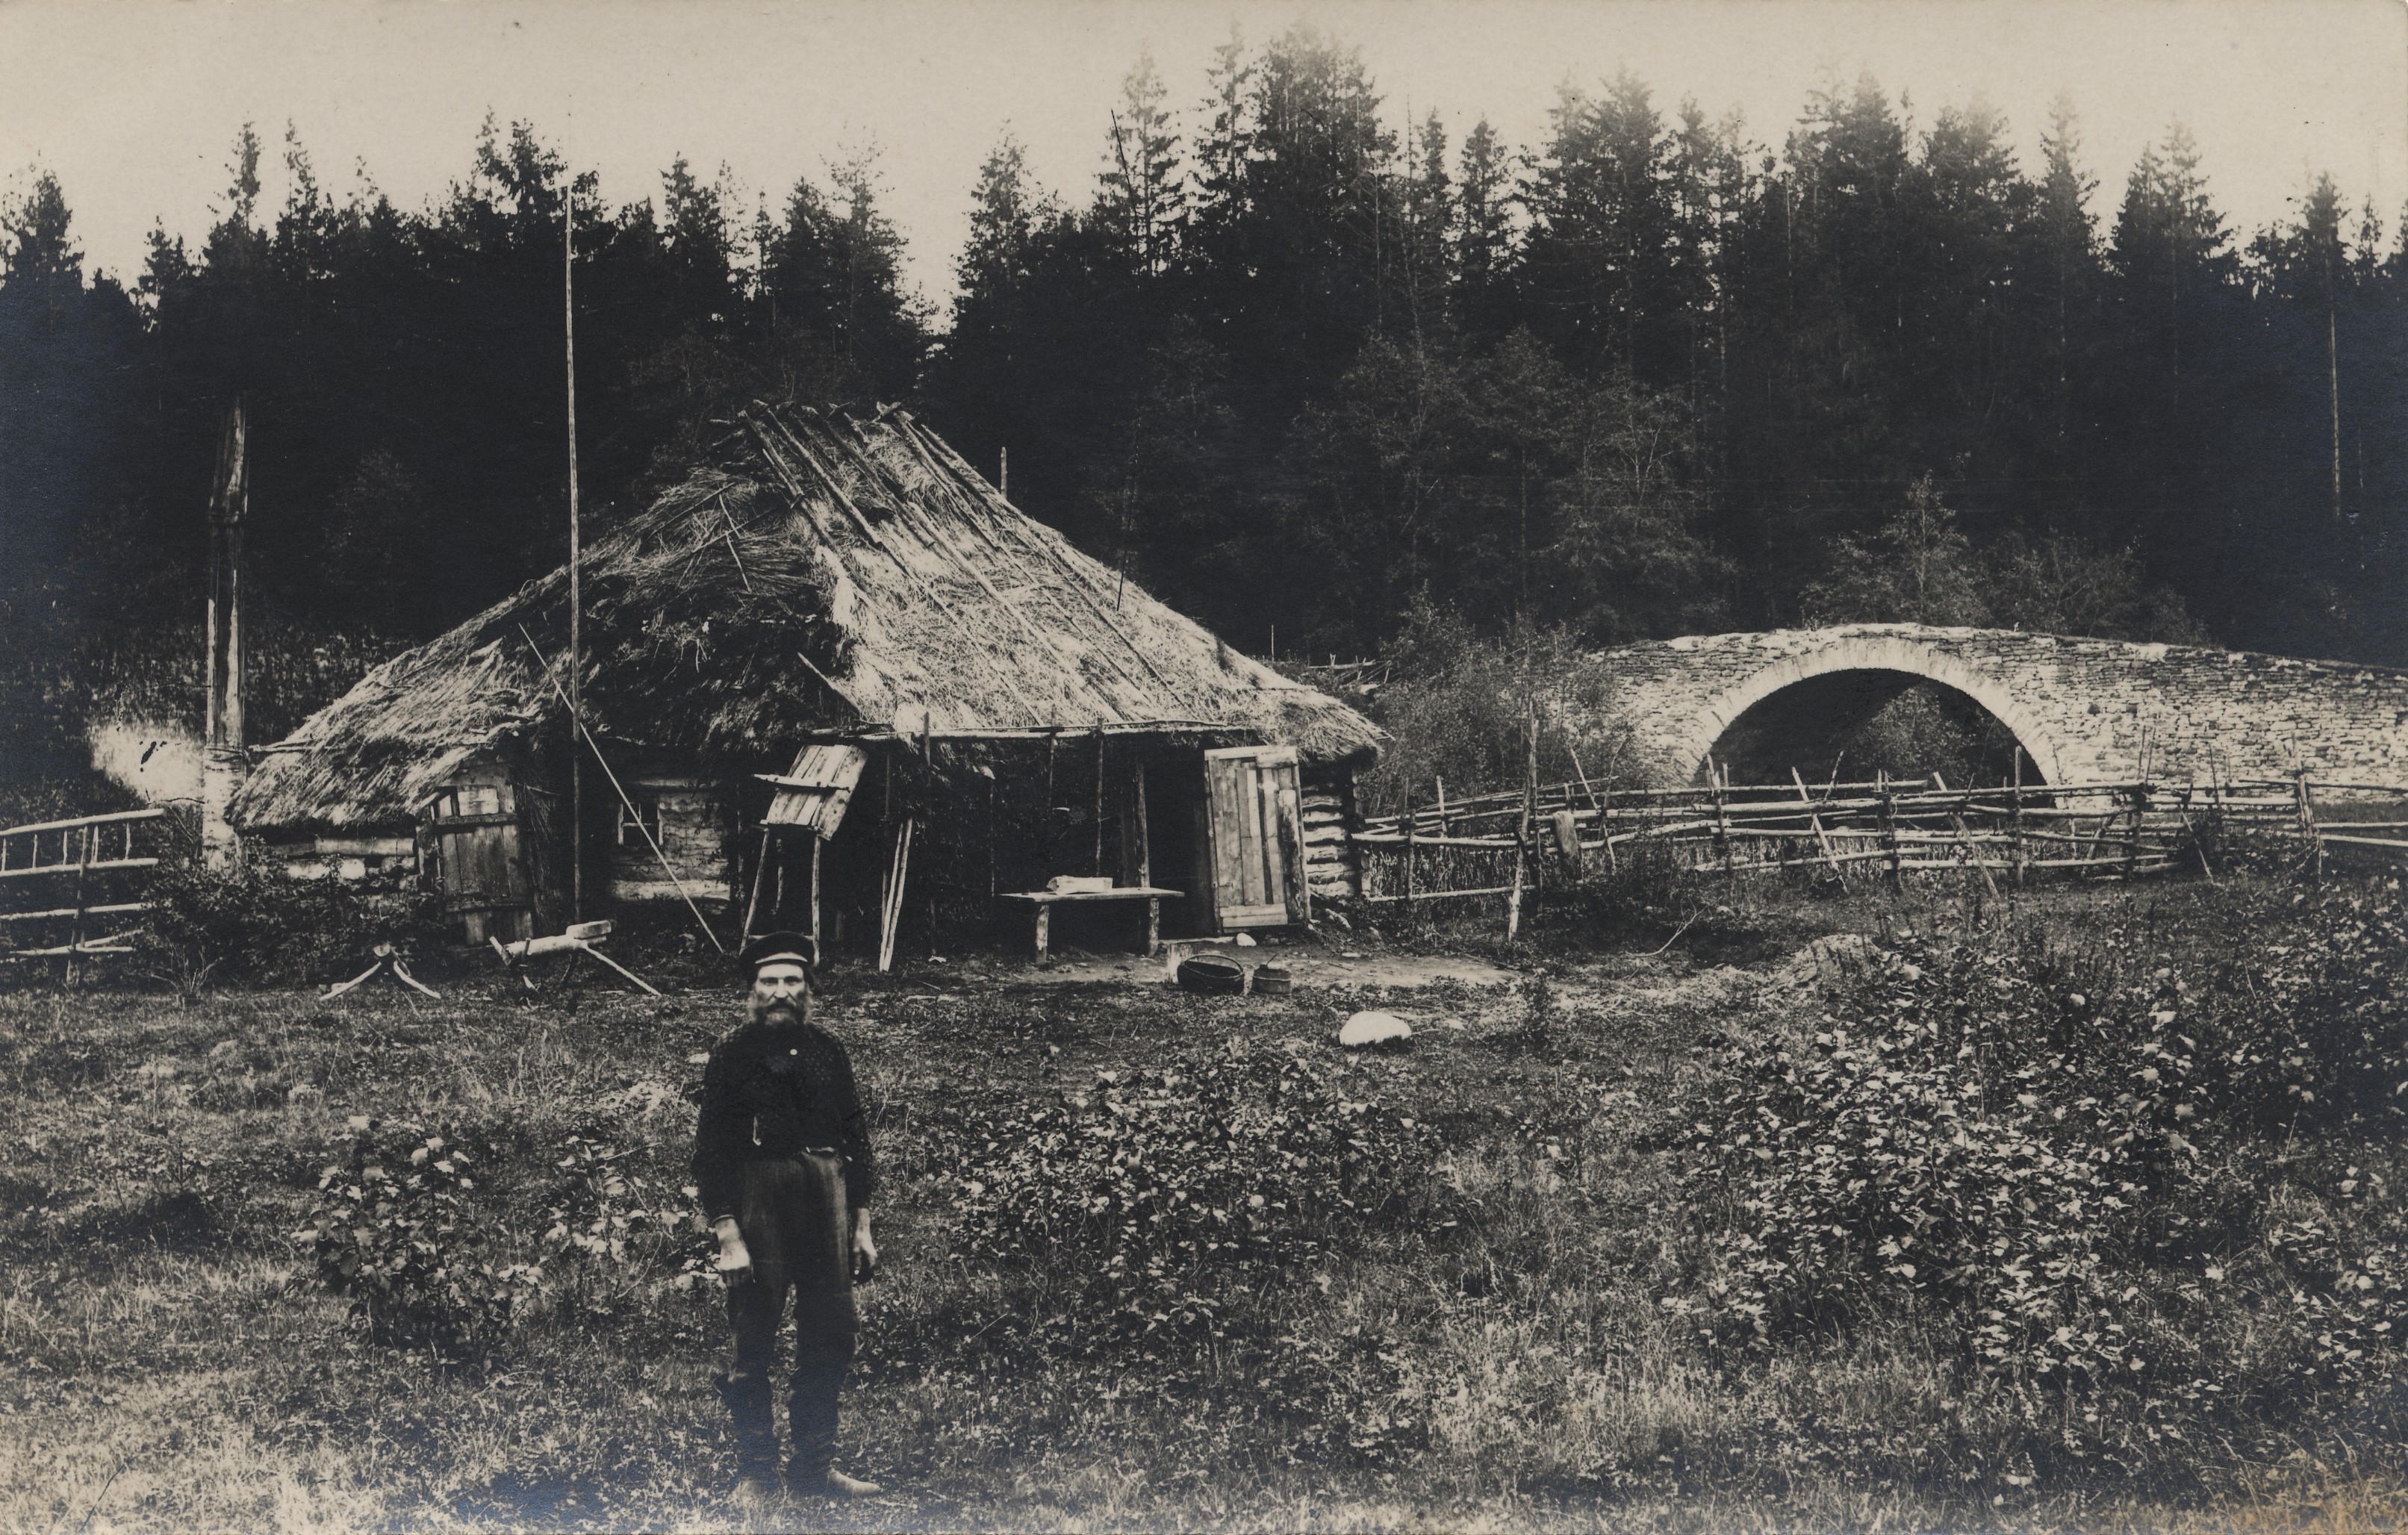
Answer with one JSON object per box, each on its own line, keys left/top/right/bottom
{"left": 717, "top": 1369, "right": 783, "bottom": 1499}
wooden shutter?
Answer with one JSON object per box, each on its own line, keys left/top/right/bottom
{"left": 1202, "top": 746, "right": 1310, "bottom": 931}
{"left": 759, "top": 744, "right": 869, "bottom": 839}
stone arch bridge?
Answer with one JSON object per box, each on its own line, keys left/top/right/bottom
{"left": 1581, "top": 623, "right": 2408, "bottom": 788}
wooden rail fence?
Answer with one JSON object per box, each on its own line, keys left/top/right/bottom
{"left": 1354, "top": 773, "right": 2408, "bottom": 917}
{"left": 0, "top": 807, "right": 172, "bottom": 978}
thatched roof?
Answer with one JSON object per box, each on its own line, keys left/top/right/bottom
{"left": 231, "top": 403, "right": 1381, "bottom": 833}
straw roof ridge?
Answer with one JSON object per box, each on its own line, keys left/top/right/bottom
{"left": 231, "top": 401, "right": 1379, "bottom": 833}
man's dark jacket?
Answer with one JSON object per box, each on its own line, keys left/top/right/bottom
{"left": 692, "top": 1017, "right": 876, "bottom": 1223}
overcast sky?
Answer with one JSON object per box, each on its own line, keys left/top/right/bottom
{"left": 2, "top": 0, "right": 2401, "bottom": 310}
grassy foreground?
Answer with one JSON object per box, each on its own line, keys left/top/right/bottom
{"left": 4, "top": 875, "right": 2407, "bottom": 1533}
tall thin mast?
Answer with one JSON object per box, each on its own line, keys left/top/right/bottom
{"left": 202, "top": 396, "right": 251, "bottom": 870}
{"left": 566, "top": 179, "right": 583, "bottom": 921}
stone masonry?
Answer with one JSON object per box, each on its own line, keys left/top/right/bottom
{"left": 1580, "top": 623, "right": 2408, "bottom": 788}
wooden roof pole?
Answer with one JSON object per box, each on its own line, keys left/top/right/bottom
{"left": 744, "top": 415, "right": 1043, "bottom": 725}
{"left": 897, "top": 417, "right": 1192, "bottom": 702}
{"left": 881, "top": 423, "right": 1172, "bottom": 708}
{"left": 565, "top": 179, "right": 584, "bottom": 923}
{"left": 756, "top": 410, "right": 1048, "bottom": 726}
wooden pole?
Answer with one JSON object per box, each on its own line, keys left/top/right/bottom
{"left": 225, "top": 399, "right": 247, "bottom": 754}
{"left": 1712, "top": 761, "right": 1732, "bottom": 876}
{"left": 202, "top": 397, "right": 250, "bottom": 871}
{"left": 514, "top": 627, "right": 724, "bottom": 950}
{"left": 2297, "top": 770, "right": 2324, "bottom": 879}
{"left": 2011, "top": 749, "right": 2027, "bottom": 888}
{"left": 1434, "top": 776, "right": 1448, "bottom": 837}
{"left": 1791, "top": 766, "right": 1839, "bottom": 877}
{"left": 65, "top": 823, "right": 92, "bottom": 989}
{"left": 565, "top": 178, "right": 584, "bottom": 924}
{"left": 1880, "top": 770, "right": 1901, "bottom": 885}
{"left": 878, "top": 818, "right": 914, "bottom": 972}
{"left": 1932, "top": 772, "right": 1999, "bottom": 899}
{"left": 1402, "top": 786, "right": 1418, "bottom": 930}
{"left": 2126, "top": 784, "right": 2145, "bottom": 879}
{"left": 2178, "top": 785, "right": 2219, "bottom": 885}
{"left": 1506, "top": 700, "right": 1535, "bottom": 940}
{"left": 742, "top": 827, "right": 775, "bottom": 938}
{"left": 809, "top": 835, "right": 823, "bottom": 962}
{"left": 1094, "top": 729, "right": 1107, "bottom": 875}
{"left": 1134, "top": 762, "right": 1157, "bottom": 953}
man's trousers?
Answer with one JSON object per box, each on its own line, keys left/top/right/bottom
{"left": 721, "top": 1151, "right": 857, "bottom": 1480}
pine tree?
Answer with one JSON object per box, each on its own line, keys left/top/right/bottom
{"left": 1396, "top": 111, "right": 1452, "bottom": 337}
{"left": 1098, "top": 49, "right": 1183, "bottom": 276}
{"left": 1452, "top": 118, "right": 1513, "bottom": 334}
{"left": 1188, "top": 25, "right": 1254, "bottom": 264}
{"left": 2032, "top": 95, "right": 2099, "bottom": 449}
{"left": 762, "top": 151, "right": 927, "bottom": 407}
{"left": 957, "top": 134, "right": 1049, "bottom": 305}
{"left": 1519, "top": 72, "right": 1683, "bottom": 380}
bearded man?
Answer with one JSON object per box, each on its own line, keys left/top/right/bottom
{"left": 692, "top": 930, "right": 881, "bottom": 1500}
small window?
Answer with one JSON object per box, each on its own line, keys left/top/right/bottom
{"left": 617, "top": 797, "right": 665, "bottom": 847}
{"left": 433, "top": 784, "right": 508, "bottom": 821}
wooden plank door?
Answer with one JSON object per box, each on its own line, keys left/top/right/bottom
{"left": 430, "top": 781, "right": 532, "bottom": 944}
{"left": 1202, "top": 747, "right": 1310, "bottom": 931}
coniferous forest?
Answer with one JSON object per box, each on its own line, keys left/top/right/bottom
{"left": 4, "top": 26, "right": 2406, "bottom": 781}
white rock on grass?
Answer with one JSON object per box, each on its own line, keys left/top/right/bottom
{"left": 1338, "top": 1011, "right": 1413, "bottom": 1048}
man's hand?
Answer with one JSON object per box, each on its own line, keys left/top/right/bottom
{"left": 712, "top": 1216, "right": 754, "bottom": 1286}
{"left": 850, "top": 1209, "right": 878, "bottom": 1283}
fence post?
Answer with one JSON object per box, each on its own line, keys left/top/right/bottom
{"left": 1712, "top": 761, "right": 1732, "bottom": 877}
{"left": 2126, "top": 783, "right": 2145, "bottom": 878}
{"left": 2296, "top": 770, "right": 2324, "bottom": 879}
{"left": 1402, "top": 786, "right": 1418, "bottom": 931}
{"left": 2178, "top": 783, "right": 2219, "bottom": 884}
{"left": 2011, "top": 750, "right": 2027, "bottom": 888}
{"left": 1879, "top": 770, "right": 1901, "bottom": 885}
{"left": 66, "top": 822, "right": 93, "bottom": 990}
{"left": 1506, "top": 703, "right": 1535, "bottom": 941}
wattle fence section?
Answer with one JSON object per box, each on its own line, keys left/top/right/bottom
{"left": 1351, "top": 773, "right": 2408, "bottom": 914}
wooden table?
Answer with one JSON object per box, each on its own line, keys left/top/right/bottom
{"left": 998, "top": 886, "right": 1183, "bottom": 959}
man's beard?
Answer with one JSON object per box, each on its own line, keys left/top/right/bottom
{"left": 749, "top": 994, "right": 805, "bottom": 1027}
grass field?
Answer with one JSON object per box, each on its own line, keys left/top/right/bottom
{"left": 4, "top": 871, "right": 2407, "bottom": 1533}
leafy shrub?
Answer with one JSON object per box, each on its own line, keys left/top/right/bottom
{"left": 138, "top": 858, "right": 442, "bottom": 991}
{"left": 294, "top": 1115, "right": 708, "bottom": 1354}
{"left": 1360, "top": 604, "right": 1637, "bottom": 817}
{"left": 535, "top": 1131, "right": 712, "bottom": 1315}
{"left": 954, "top": 1050, "right": 1443, "bottom": 1312}
{"left": 943, "top": 1046, "right": 1450, "bottom": 1463}
{"left": 1680, "top": 877, "right": 2408, "bottom": 1417}
{"left": 296, "top": 1116, "right": 538, "bottom": 1353}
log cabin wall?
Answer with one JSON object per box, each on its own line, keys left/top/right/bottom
{"left": 609, "top": 774, "right": 735, "bottom": 904}
{"left": 1301, "top": 767, "right": 1363, "bottom": 902}
{"left": 271, "top": 833, "right": 417, "bottom": 882}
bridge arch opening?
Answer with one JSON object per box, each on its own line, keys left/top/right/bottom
{"left": 1666, "top": 636, "right": 2072, "bottom": 788}
{"left": 1702, "top": 670, "right": 2048, "bottom": 788}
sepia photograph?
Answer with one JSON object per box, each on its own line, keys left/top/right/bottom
{"left": 2, "top": 0, "right": 2407, "bottom": 1528}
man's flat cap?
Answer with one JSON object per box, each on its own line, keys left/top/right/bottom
{"left": 739, "top": 930, "right": 818, "bottom": 974}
